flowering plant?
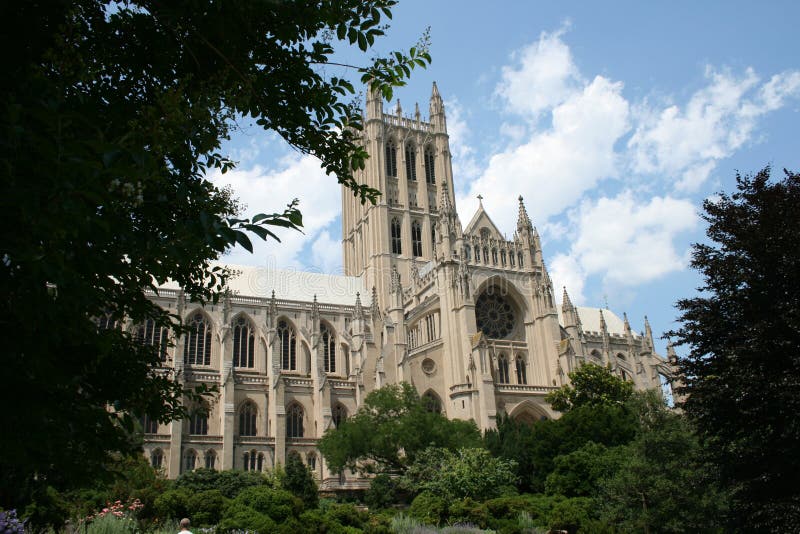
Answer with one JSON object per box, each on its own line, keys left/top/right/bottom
{"left": 0, "top": 509, "right": 26, "bottom": 534}
{"left": 81, "top": 499, "right": 143, "bottom": 534}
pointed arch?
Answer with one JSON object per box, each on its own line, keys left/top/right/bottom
{"left": 184, "top": 310, "right": 212, "bottom": 366}
{"left": 497, "top": 353, "right": 510, "bottom": 384}
{"left": 232, "top": 313, "right": 256, "bottom": 368}
{"left": 136, "top": 317, "right": 170, "bottom": 362}
{"left": 150, "top": 448, "right": 164, "bottom": 469}
{"left": 183, "top": 448, "right": 198, "bottom": 472}
{"left": 422, "top": 390, "right": 442, "bottom": 414}
{"left": 287, "top": 402, "right": 304, "bottom": 438}
{"left": 405, "top": 142, "right": 417, "bottom": 181}
{"left": 238, "top": 400, "right": 257, "bottom": 437}
{"left": 411, "top": 220, "right": 423, "bottom": 257}
{"left": 204, "top": 449, "right": 217, "bottom": 470}
{"left": 390, "top": 217, "right": 402, "bottom": 254}
{"left": 332, "top": 403, "right": 347, "bottom": 428}
{"left": 321, "top": 322, "right": 336, "bottom": 373}
{"left": 189, "top": 405, "right": 209, "bottom": 435}
{"left": 424, "top": 146, "right": 436, "bottom": 184}
{"left": 515, "top": 353, "right": 528, "bottom": 385}
{"left": 508, "top": 400, "right": 550, "bottom": 425}
{"left": 277, "top": 317, "right": 297, "bottom": 371}
{"left": 385, "top": 138, "right": 397, "bottom": 177}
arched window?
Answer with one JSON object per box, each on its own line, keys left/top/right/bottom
{"left": 405, "top": 144, "right": 417, "bottom": 181}
{"left": 139, "top": 414, "right": 158, "bottom": 434}
{"left": 332, "top": 404, "right": 347, "bottom": 428}
{"left": 184, "top": 313, "right": 211, "bottom": 366}
{"left": 183, "top": 449, "right": 197, "bottom": 472}
{"left": 423, "top": 391, "right": 442, "bottom": 413}
{"left": 498, "top": 354, "right": 510, "bottom": 384}
{"left": 204, "top": 449, "right": 217, "bottom": 470}
{"left": 239, "top": 401, "right": 257, "bottom": 437}
{"left": 342, "top": 345, "right": 350, "bottom": 376}
{"left": 243, "top": 449, "right": 263, "bottom": 471}
{"left": 590, "top": 350, "right": 602, "bottom": 360}
{"left": 278, "top": 319, "right": 297, "bottom": 370}
{"left": 492, "top": 248, "right": 498, "bottom": 264}
{"left": 150, "top": 449, "right": 163, "bottom": 469}
{"left": 424, "top": 147, "right": 435, "bottom": 184}
{"left": 307, "top": 452, "right": 317, "bottom": 471}
{"left": 322, "top": 323, "right": 336, "bottom": 373}
{"left": 232, "top": 316, "right": 255, "bottom": 368}
{"left": 411, "top": 220, "right": 423, "bottom": 257}
{"left": 137, "top": 318, "right": 169, "bottom": 362}
{"left": 500, "top": 250, "right": 507, "bottom": 266}
{"left": 391, "top": 218, "right": 402, "bottom": 254}
{"left": 616, "top": 352, "right": 627, "bottom": 361}
{"left": 483, "top": 247, "right": 489, "bottom": 263}
{"left": 464, "top": 245, "right": 471, "bottom": 261}
{"left": 518, "top": 252, "right": 524, "bottom": 267}
{"left": 97, "top": 313, "right": 119, "bottom": 331}
{"left": 516, "top": 355, "right": 527, "bottom": 385}
{"left": 189, "top": 408, "right": 208, "bottom": 435}
{"left": 385, "top": 139, "right": 397, "bottom": 177}
{"left": 509, "top": 252, "right": 515, "bottom": 267}
{"left": 287, "top": 404, "right": 304, "bottom": 438}
{"left": 431, "top": 226, "right": 436, "bottom": 251}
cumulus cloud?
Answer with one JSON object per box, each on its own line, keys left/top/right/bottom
{"left": 629, "top": 67, "right": 800, "bottom": 192}
{"left": 208, "top": 153, "right": 342, "bottom": 270}
{"left": 460, "top": 75, "right": 630, "bottom": 231}
{"left": 550, "top": 192, "right": 698, "bottom": 302}
{"left": 496, "top": 25, "right": 580, "bottom": 119}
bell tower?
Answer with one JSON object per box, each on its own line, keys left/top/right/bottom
{"left": 341, "top": 83, "right": 457, "bottom": 310}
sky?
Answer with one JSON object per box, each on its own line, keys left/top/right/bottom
{"left": 209, "top": 1, "right": 800, "bottom": 356}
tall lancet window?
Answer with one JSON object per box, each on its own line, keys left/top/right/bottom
{"left": 322, "top": 323, "right": 336, "bottom": 373}
{"left": 405, "top": 144, "right": 417, "bottom": 181}
{"left": 232, "top": 316, "right": 255, "bottom": 368}
{"left": 424, "top": 147, "right": 435, "bottom": 184}
{"left": 391, "top": 218, "right": 402, "bottom": 254}
{"left": 385, "top": 139, "right": 397, "bottom": 177}
{"left": 411, "top": 221, "right": 423, "bottom": 257}
{"left": 498, "top": 353, "right": 510, "bottom": 384}
{"left": 516, "top": 355, "right": 527, "bottom": 384}
{"left": 184, "top": 313, "right": 211, "bottom": 365}
{"left": 278, "top": 319, "right": 297, "bottom": 370}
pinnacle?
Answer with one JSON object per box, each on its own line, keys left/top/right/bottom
{"left": 562, "top": 286, "right": 573, "bottom": 309}
{"left": 517, "top": 195, "right": 532, "bottom": 230}
{"left": 431, "top": 81, "right": 441, "bottom": 100}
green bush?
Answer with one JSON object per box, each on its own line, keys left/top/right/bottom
{"left": 218, "top": 501, "right": 276, "bottom": 533}
{"left": 85, "top": 514, "right": 137, "bottom": 534}
{"left": 174, "top": 468, "right": 275, "bottom": 498}
{"left": 365, "top": 473, "right": 402, "bottom": 510}
{"left": 232, "top": 485, "right": 302, "bottom": 522}
{"left": 186, "top": 489, "right": 227, "bottom": 527}
{"left": 409, "top": 491, "right": 448, "bottom": 526}
{"left": 153, "top": 488, "right": 190, "bottom": 521}
{"left": 282, "top": 451, "right": 318, "bottom": 509}
{"left": 546, "top": 496, "right": 595, "bottom": 534}
{"left": 447, "top": 499, "right": 490, "bottom": 529}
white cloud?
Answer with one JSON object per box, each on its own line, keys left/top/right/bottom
{"left": 496, "top": 25, "right": 580, "bottom": 119}
{"left": 553, "top": 192, "right": 698, "bottom": 297}
{"left": 550, "top": 253, "right": 586, "bottom": 305}
{"left": 460, "top": 75, "right": 630, "bottom": 231}
{"left": 310, "top": 230, "right": 343, "bottom": 274}
{"left": 208, "top": 153, "right": 342, "bottom": 270}
{"left": 445, "top": 99, "right": 481, "bottom": 192}
{"left": 629, "top": 67, "right": 800, "bottom": 192}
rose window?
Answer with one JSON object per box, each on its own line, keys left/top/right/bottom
{"left": 475, "top": 292, "right": 515, "bottom": 339}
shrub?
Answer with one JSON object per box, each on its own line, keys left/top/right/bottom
{"left": 282, "top": 451, "right": 318, "bottom": 509}
{"left": 232, "top": 485, "right": 302, "bottom": 522}
{"left": 186, "top": 489, "right": 227, "bottom": 527}
{"left": 218, "top": 501, "right": 276, "bottom": 533}
{"left": 174, "top": 468, "right": 275, "bottom": 498}
{"left": 409, "top": 491, "right": 448, "bottom": 526}
{"left": 153, "top": 489, "right": 190, "bottom": 520}
{"left": 365, "top": 473, "right": 402, "bottom": 510}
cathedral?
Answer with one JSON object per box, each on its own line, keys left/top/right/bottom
{"left": 141, "top": 83, "right": 674, "bottom": 488}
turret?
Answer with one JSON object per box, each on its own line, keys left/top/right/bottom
{"left": 429, "top": 82, "right": 446, "bottom": 133}
{"left": 366, "top": 82, "right": 383, "bottom": 120}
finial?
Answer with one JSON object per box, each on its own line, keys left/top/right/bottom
{"left": 477, "top": 194, "right": 483, "bottom": 205}
{"left": 561, "top": 286, "right": 573, "bottom": 309}
{"left": 354, "top": 292, "right": 364, "bottom": 319}
{"left": 516, "top": 195, "right": 533, "bottom": 232}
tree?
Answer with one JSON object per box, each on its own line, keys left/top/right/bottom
{"left": 318, "top": 383, "right": 482, "bottom": 475}
{"left": 669, "top": 167, "right": 800, "bottom": 530}
{"left": 545, "top": 362, "right": 634, "bottom": 412}
{"left": 282, "top": 451, "right": 318, "bottom": 509}
{"left": 0, "top": 0, "right": 430, "bottom": 503}
{"left": 403, "top": 447, "right": 517, "bottom": 501}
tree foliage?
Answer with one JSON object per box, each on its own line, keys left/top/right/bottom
{"left": 282, "top": 451, "right": 318, "bottom": 510}
{"left": 0, "top": 0, "right": 430, "bottom": 503}
{"left": 545, "top": 362, "right": 634, "bottom": 412}
{"left": 318, "top": 383, "right": 482, "bottom": 474}
{"left": 669, "top": 167, "right": 800, "bottom": 530}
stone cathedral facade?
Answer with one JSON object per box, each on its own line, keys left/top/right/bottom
{"left": 141, "top": 84, "right": 673, "bottom": 488}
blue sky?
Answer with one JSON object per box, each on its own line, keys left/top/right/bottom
{"left": 210, "top": 1, "right": 800, "bottom": 355}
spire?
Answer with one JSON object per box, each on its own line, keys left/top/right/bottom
{"left": 644, "top": 315, "right": 654, "bottom": 350}
{"left": 562, "top": 286, "right": 574, "bottom": 313}
{"left": 439, "top": 185, "right": 452, "bottom": 212}
{"left": 517, "top": 195, "right": 533, "bottom": 234}
{"left": 395, "top": 99, "right": 402, "bottom": 116}
{"left": 311, "top": 294, "right": 319, "bottom": 320}
{"left": 623, "top": 312, "right": 631, "bottom": 335}
{"left": 414, "top": 102, "right": 420, "bottom": 122}
{"left": 431, "top": 81, "right": 441, "bottom": 101}
{"left": 370, "top": 285, "right": 380, "bottom": 319}
{"left": 599, "top": 309, "right": 608, "bottom": 334}
{"left": 429, "top": 81, "right": 446, "bottom": 132}
{"left": 354, "top": 292, "right": 364, "bottom": 319}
